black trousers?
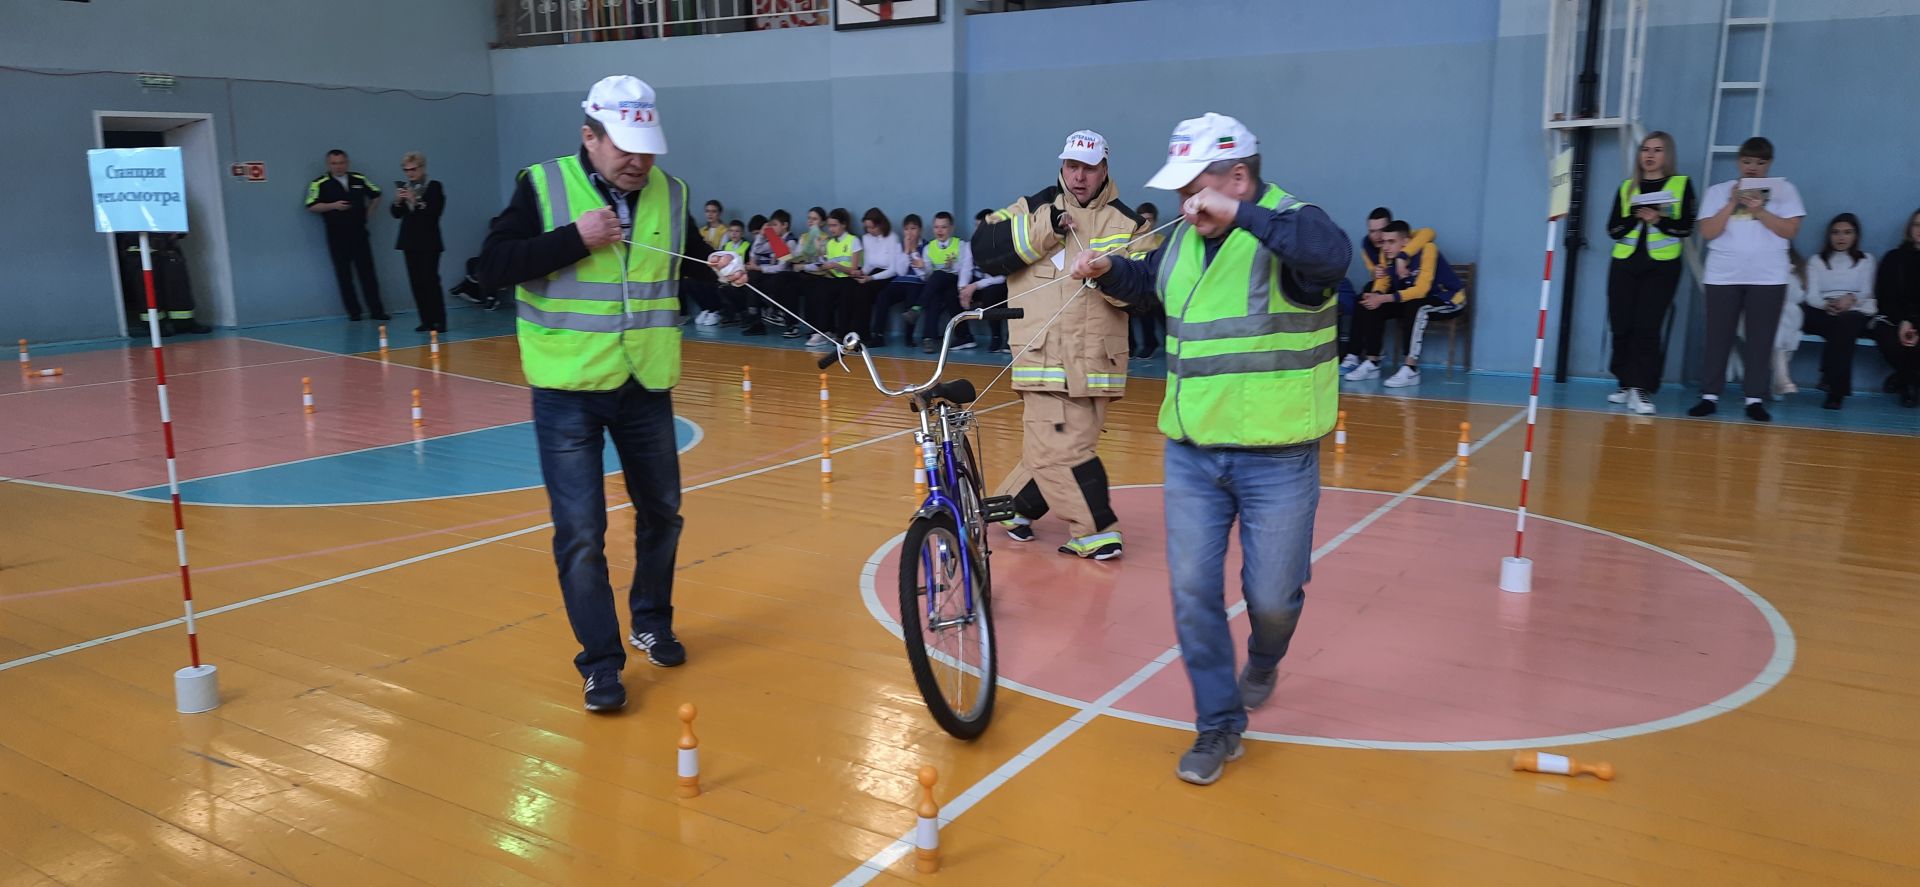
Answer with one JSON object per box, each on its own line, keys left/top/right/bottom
{"left": 1800, "top": 306, "right": 1871, "bottom": 398}
{"left": 403, "top": 250, "right": 445, "bottom": 330}
{"left": 1606, "top": 257, "right": 1682, "bottom": 393}
{"left": 1349, "top": 300, "right": 1419, "bottom": 360}
{"left": 1871, "top": 318, "right": 1920, "bottom": 390}
{"left": 327, "top": 231, "right": 385, "bottom": 318}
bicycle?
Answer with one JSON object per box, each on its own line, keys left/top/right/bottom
{"left": 818, "top": 306, "right": 1025, "bottom": 739}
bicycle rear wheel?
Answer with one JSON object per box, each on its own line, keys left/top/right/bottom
{"left": 899, "top": 512, "right": 997, "bottom": 739}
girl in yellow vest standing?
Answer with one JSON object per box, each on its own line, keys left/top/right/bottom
{"left": 1604, "top": 131, "right": 1696, "bottom": 415}
{"left": 477, "top": 75, "right": 740, "bottom": 714}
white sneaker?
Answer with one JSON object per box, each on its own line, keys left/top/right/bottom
{"left": 696, "top": 311, "right": 718, "bottom": 326}
{"left": 1339, "top": 354, "right": 1360, "bottom": 372}
{"left": 1382, "top": 366, "right": 1420, "bottom": 388}
{"left": 805, "top": 333, "right": 832, "bottom": 347}
{"left": 1626, "top": 388, "right": 1656, "bottom": 415}
{"left": 1607, "top": 389, "right": 1629, "bottom": 404}
{"left": 1343, "top": 360, "right": 1380, "bottom": 382}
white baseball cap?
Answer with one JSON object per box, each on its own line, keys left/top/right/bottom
{"left": 1058, "top": 129, "right": 1108, "bottom": 166}
{"left": 582, "top": 75, "right": 669, "bottom": 155}
{"left": 1144, "top": 113, "right": 1258, "bottom": 191}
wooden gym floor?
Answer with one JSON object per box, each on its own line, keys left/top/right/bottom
{"left": 1, "top": 314, "right": 1916, "bottom": 885}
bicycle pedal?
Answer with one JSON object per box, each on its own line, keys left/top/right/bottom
{"left": 980, "top": 496, "right": 1019, "bottom": 524}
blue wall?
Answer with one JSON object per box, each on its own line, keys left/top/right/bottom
{"left": 1480, "top": 0, "right": 1920, "bottom": 379}
{"left": 0, "top": 0, "right": 497, "bottom": 344}
{"left": 489, "top": 18, "right": 967, "bottom": 230}
{"left": 11, "top": 0, "right": 1920, "bottom": 384}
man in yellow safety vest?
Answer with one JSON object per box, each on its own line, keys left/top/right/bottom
{"left": 1073, "top": 113, "right": 1352, "bottom": 786}
{"left": 478, "top": 75, "right": 740, "bottom": 714}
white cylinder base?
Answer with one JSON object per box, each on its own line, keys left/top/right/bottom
{"left": 1499, "top": 557, "right": 1533, "bottom": 594}
{"left": 174, "top": 664, "right": 220, "bottom": 714}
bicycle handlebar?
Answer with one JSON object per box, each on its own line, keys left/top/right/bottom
{"left": 818, "top": 307, "right": 1025, "bottom": 395}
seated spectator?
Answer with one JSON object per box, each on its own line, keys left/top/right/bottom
{"left": 783, "top": 206, "right": 832, "bottom": 341}
{"left": 1873, "top": 208, "right": 1920, "bottom": 407}
{"left": 1346, "top": 207, "right": 1435, "bottom": 367}
{"left": 744, "top": 209, "right": 798, "bottom": 336}
{"left": 1798, "top": 213, "right": 1876, "bottom": 409}
{"left": 809, "top": 207, "right": 862, "bottom": 348}
{"left": 1129, "top": 201, "right": 1165, "bottom": 357}
{"left": 906, "top": 211, "right": 979, "bottom": 352}
{"left": 715, "top": 219, "right": 752, "bottom": 326}
{"left": 844, "top": 207, "right": 900, "bottom": 345}
{"left": 965, "top": 208, "right": 1010, "bottom": 353}
{"left": 700, "top": 199, "right": 726, "bottom": 250}
{"left": 1343, "top": 221, "right": 1464, "bottom": 388}
{"left": 871, "top": 213, "right": 926, "bottom": 348}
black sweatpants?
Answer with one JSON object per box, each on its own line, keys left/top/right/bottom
{"left": 1606, "top": 257, "right": 1682, "bottom": 393}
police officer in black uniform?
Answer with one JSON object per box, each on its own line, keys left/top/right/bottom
{"left": 305, "top": 149, "right": 389, "bottom": 320}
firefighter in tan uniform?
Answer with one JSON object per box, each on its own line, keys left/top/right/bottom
{"left": 970, "top": 130, "right": 1148, "bottom": 560}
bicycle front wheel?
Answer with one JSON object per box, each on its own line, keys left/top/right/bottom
{"left": 899, "top": 512, "right": 997, "bottom": 739}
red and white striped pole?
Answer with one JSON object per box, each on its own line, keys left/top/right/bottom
{"left": 139, "top": 232, "right": 220, "bottom": 711}
{"left": 1501, "top": 217, "right": 1561, "bottom": 594}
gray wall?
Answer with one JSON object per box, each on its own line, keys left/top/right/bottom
{"left": 0, "top": 0, "right": 497, "bottom": 343}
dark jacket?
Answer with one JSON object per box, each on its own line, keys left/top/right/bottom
{"left": 1096, "top": 193, "right": 1352, "bottom": 313}
{"left": 477, "top": 148, "right": 714, "bottom": 294}
{"left": 305, "top": 171, "right": 381, "bottom": 238}
{"left": 1876, "top": 244, "right": 1920, "bottom": 325}
{"left": 390, "top": 179, "right": 445, "bottom": 253}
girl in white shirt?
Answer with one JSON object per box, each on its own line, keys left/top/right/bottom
{"left": 1799, "top": 213, "right": 1877, "bottom": 408}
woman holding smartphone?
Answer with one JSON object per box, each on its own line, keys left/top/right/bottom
{"left": 391, "top": 151, "right": 446, "bottom": 333}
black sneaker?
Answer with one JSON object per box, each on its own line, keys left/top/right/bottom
{"left": 783, "top": 327, "right": 803, "bottom": 339}
{"left": 1823, "top": 394, "right": 1843, "bottom": 410}
{"left": 989, "top": 342, "right": 1010, "bottom": 353}
{"left": 584, "top": 671, "right": 626, "bottom": 712}
{"left": 371, "top": 312, "right": 392, "bottom": 321}
{"left": 450, "top": 278, "right": 484, "bottom": 304}
{"left": 481, "top": 297, "right": 501, "bottom": 311}
{"left": 1001, "top": 520, "right": 1035, "bottom": 542}
{"left": 630, "top": 629, "right": 686, "bottom": 667}
{"left": 1745, "top": 401, "right": 1772, "bottom": 422}
{"left": 1686, "top": 398, "right": 1718, "bottom": 417}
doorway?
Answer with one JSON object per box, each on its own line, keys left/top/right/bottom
{"left": 94, "top": 112, "right": 237, "bottom": 336}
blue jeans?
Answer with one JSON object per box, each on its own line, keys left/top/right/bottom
{"left": 1164, "top": 438, "right": 1318, "bottom": 734}
{"left": 532, "top": 382, "right": 683, "bottom": 678}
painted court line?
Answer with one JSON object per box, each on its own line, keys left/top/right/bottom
{"left": 834, "top": 408, "right": 1529, "bottom": 886}
{"left": 0, "top": 353, "right": 336, "bottom": 397}
{"left": 0, "top": 401, "right": 1015, "bottom": 675}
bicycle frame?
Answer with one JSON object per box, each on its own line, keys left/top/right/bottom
{"left": 824, "top": 307, "right": 1012, "bottom": 631}
{"left": 916, "top": 403, "right": 979, "bottom": 629}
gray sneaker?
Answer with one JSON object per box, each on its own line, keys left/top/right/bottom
{"left": 1176, "top": 730, "right": 1244, "bottom": 785}
{"left": 1239, "top": 663, "right": 1278, "bottom": 710}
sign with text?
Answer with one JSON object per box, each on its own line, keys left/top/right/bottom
{"left": 1548, "top": 146, "right": 1573, "bottom": 220}
{"left": 88, "top": 147, "right": 189, "bottom": 233}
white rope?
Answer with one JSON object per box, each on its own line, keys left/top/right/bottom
{"left": 622, "top": 237, "right": 840, "bottom": 343}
